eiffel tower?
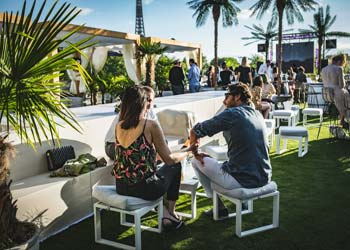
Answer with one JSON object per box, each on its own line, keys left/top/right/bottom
{"left": 135, "top": 0, "right": 145, "bottom": 36}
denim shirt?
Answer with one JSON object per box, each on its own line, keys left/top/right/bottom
{"left": 188, "top": 64, "right": 200, "bottom": 86}
{"left": 192, "top": 104, "right": 272, "bottom": 188}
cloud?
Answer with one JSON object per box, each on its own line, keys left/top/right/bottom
{"left": 316, "top": 0, "right": 326, "bottom": 7}
{"left": 144, "top": 0, "right": 154, "bottom": 5}
{"left": 238, "top": 9, "right": 252, "bottom": 20}
{"left": 77, "top": 7, "right": 94, "bottom": 16}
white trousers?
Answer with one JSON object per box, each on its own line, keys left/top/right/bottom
{"left": 191, "top": 157, "right": 242, "bottom": 198}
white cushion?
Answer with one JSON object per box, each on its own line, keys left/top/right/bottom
{"left": 279, "top": 126, "right": 308, "bottom": 137}
{"left": 211, "top": 181, "right": 278, "bottom": 200}
{"left": 92, "top": 185, "right": 160, "bottom": 210}
{"left": 272, "top": 110, "right": 294, "bottom": 117}
{"left": 290, "top": 105, "right": 300, "bottom": 111}
{"left": 302, "top": 108, "right": 323, "bottom": 116}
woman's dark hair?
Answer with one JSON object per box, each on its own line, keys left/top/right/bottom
{"left": 227, "top": 83, "right": 252, "bottom": 104}
{"left": 119, "top": 86, "right": 147, "bottom": 129}
{"left": 253, "top": 76, "right": 263, "bottom": 88}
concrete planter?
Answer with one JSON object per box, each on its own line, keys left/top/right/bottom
{"left": 7, "top": 224, "right": 40, "bottom": 250}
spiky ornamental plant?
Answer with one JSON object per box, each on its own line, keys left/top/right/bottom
{"left": 0, "top": 0, "right": 93, "bottom": 247}
{"left": 137, "top": 39, "right": 167, "bottom": 89}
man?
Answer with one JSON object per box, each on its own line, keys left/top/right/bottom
{"left": 104, "top": 86, "right": 157, "bottom": 159}
{"left": 169, "top": 60, "right": 185, "bottom": 95}
{"left": 188, "top": 58, "right": 201, "bottom": 93}
{"left": 188, "top": 83, "right": 272, "bottom": 217}
{"left": 321, "top": 54, "right": 350, "bottom": 129}
{"left": 258, "top": 59, "right": 273, "bottom": 82}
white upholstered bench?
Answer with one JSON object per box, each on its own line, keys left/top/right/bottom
{"left": 92, "top": 185, "right": 163, "bottom": 250}
{"left": 276, "top": 126, "right": 308, "bottom": 157}
{"left": 271, "top": 110, "right": 297, "bottom": 128}
{"left": 211, "top": 181, "right": 279, "bottom": 237}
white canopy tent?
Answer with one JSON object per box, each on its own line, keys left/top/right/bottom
{"left": 55, "top": 24, "right": 202, "bottom": 91}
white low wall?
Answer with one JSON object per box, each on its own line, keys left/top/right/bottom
{"left": 59, "top": 91, "right": 226, "bottom": 158}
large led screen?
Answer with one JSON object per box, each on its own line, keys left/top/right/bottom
{"left": 276, "top": 42, "right": 314, "bottom": 73}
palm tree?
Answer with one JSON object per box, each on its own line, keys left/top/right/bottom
{"left": 299, "top": 5, "right": 350, "bottom": 75}
{"left": 0, "top": 0, "right": 92, "bottom": 247}
{"left": 250, "top": 0, "right": 317, "bottom": 93}
{"left": 187, "top": 0, "right": 242, "bottom": 89}
{"left": 137, "top": 39, "right": 167, "bottom": 89}
{"left": 242, "top": 20, "right": 292, "bottom": 61}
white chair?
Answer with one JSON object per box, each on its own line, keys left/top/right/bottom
{"left": 211, "top": 181, "right": 279, "bottom": 237}
{"left": 157, "top": 109, "right": 195, "bottom": 151}
{"left": 291, "top": 105, "right": 300, "bottom": 125}
{"left": 271, "top": 110, "right": 297, "bottom": 128}
{"left": 302, "top": 108, "right": 323, "bottom": 127}
{"left": 264, "top": 119, "right": 276, "bottom": 147}
{"left": 276, "top": 126, "right": 308, "bottom": 157}
{"left": 92, "top": 185, "right": 163, "bottom": 250}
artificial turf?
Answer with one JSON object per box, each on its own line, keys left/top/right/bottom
{"left": 41, "top": 117, "right": 350, "bottom": 250}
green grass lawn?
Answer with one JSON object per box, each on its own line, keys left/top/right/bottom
{"left": 41, "top": 118, "right": 350, "bottom": 250}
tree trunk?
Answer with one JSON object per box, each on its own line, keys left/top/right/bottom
{"left": 212, "top": 5, "right": 220, "bottom": 90}
{"left": 318, "top": 38, "right": 323, "bottom": 76}
{"left": 277, "top": 8, "right": 284, "bottom": 95}
{"left": 145, "top": 60, "right": 152, "bottom": 86}
{"left": 265, "top": 40, "right": 269, "bottom": 61}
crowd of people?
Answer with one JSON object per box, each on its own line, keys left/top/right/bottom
{"left": 106, "top": 52, "right": 349, "bottom": 230}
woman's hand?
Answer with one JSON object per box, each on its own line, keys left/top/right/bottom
{"left": 194, "top": 152, "right": 211, "bottom": 165}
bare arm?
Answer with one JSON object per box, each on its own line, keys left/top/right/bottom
{"left": 236, "top": 72, "right": 241, "bottom": 82}
{"left": 338, "top": 67, "right": 345, "bottom": 89}
{"left": 150, "top": 121, "right": 187, "bottom": 165}
{"left": 248, "top": 72, "right": 253, "bottom": 85}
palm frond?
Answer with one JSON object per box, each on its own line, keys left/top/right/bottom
{"left": 0, "top": 0, "right": 94, "bottom": 146}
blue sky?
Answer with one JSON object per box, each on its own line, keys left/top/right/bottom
{"left": 1, "top": 0, "right": 350, "bottom": 61}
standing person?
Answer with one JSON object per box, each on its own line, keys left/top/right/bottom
{"left": 187, "top": 83, "right": 272, "bottom": 217}
{"left": 236, "top": 56, "right": 253, "bottom": 86}
{"left": 287, "top": 67, "right": 296, "bottom": 98}
{"left": 294, "top": 66, "right": 307, "bottom": 103}
{"left": 113, "top": 86, "right": 187, "bottom": 229}
{"left": 206, "top": 65, "right": 215, "bottom": 87}
{"left": 258, "top": 59, "right": 273, "bottom": 82}
{"left": 321, "top": 54, "right": 350, "bottom": 129}
{"left": 169, "top": 60, "right": 185, "bottom": 95}
{"left": 104, "top": 86, "right": 157, "bottom": 160}
{"left": 219, "top": 62, "right": 233, "bottom": 89}
{"left": 188, "top": 58, "right": 201, "bottom": 93}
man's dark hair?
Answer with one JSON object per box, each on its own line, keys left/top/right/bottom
{"left": 227, "top": 83, "right": 252, "bottom": 104}
{"left": 332, "top": 54, "right": 346, "bottom": 64}
{"left": 119, "top": 86, "right": 147, "bottom": 129}
{"left": 189, "top": 58, "right": 195, "bottom": 64}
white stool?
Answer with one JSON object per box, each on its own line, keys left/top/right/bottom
{"left": 276, "top": 126, "right": 308, "bottom": 157}
{"left": 179, "top": 178, "right": 199, "bottom": 219}
{"left": 291, "top": 105, "right": 300, "bottom": 125}
{"left": 271, "top": 110, "right": 297, "bottom": 128}
{"left": 203, "top": 145, "right": 228, "bottom": 161}
{"left": 212, "top": 181, "right": 279, "bottom": 237}
{"left": 92, "top": 185, "right": 163, "bottom": 250}
{"left": 264, "top": 119, "right": 276, "bottom": 147}
{"left": 302, "top": 108, "right": 323, "bottom": 127}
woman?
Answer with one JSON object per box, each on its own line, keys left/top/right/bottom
{"left": 261, "top": 74, "right": 277, "bottom": 100}
{"left": 251, "top": 76, "right": 272, "bottom": 118}
{"left": 113, "top": 86, "right": 186, "bottom": 229}
{"left": 236, "top": 56, "right": 252, "bottom": 86}
{"left": 287, "top": 67, "right": 296, "bottom": 98}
